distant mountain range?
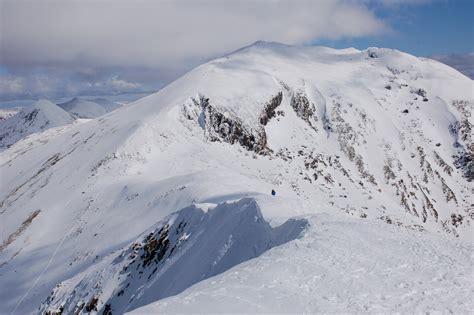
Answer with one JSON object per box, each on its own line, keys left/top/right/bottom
{"left": 431, "top": 52, "right": 474, "bottom": 79}
{"left": 0, "top": 97, "right": 123, "bottom": 151}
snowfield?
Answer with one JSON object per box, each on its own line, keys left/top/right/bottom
{"left": 0, "top": 42, "right": 473, "bottom": 314}
{"left": 133, "top": 212, "right": 473, "bottom": 314}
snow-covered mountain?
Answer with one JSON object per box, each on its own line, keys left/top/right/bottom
{"left": 0, "top": 108, "right": 19, "bottom": 121}
{"left": 1, "top": 42, "right": 473, "bottom": 314}
{"left": 57, "top": 97, "right": 122, "bottom": 119}
{"left": 0, "top": 100, "right": 75, "bottom": 152}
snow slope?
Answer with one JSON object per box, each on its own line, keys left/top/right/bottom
{"left": 133, "top": 212, "right": 473, "bottom": 314}
{"left": 89, "top": 97, "right": 123, "bottom": 112}
{"left": 57, "top": 97, "right": 121, "bottom": 119}
{"left": 39, "top": 199, "right": 307, "bottom": 314}
{"left": 0, "top": 100, "right": 75, "bottom": 152}
{"left": 0, "top": 42, "right": 473, "bottom": 314}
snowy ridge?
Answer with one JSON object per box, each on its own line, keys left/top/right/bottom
{"left": 0, "top": 42, "right": 473, "bottom": 314}
{"left": 133, "top": 212, "right": 473, "bottom": 314}
{"left": 39, "top": 199, "right": 307, "bottom": 314}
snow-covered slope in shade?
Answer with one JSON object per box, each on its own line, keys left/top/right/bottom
{"left": 39, "top": 199, "right": 307, "bottom": 314}
{"left": 1, "top": 42, "right": 473, "bottom": 314}
{"left": 57, "top": 97, "right": 121, "bottom": 119}
{"left": 0, "top": 100, "right": 74, "bottom": 152}
{"left": 89, "top": 97, "right": 123, "bottom": 112}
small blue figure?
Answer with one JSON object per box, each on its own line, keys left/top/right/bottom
{"left": 271, "top": 189, "right": 276, "bottom": 196}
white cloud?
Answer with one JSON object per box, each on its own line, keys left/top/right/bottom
{"left": 93, "top": 76, "right": 142, "bottom": 93}
{"left": 0, "top": 72, "right": 145, "bottom": 100}
{"left": 1, "top": 0, "right": 389, "bottom": 69}
{"left": 0, "top": 77, "right": 24, "bottom": 95}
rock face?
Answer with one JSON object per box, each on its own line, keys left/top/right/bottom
{"left": 259, "top": 92, "right": 283, "bottom": 126}
{"left": 183, "top": 92, "right": 283, "bottom": 154}
{"left": 290, "top": 88, "right": 318, "bottom": 132}
{"left": 200, "top": 96, "right": 268, "bottom": 153}
{"left": 450, "top": 100, "right": 473, "bottom": 181}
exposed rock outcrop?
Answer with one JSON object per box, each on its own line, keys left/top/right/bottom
{"left": 290, "top": 89, "right": 318, "bottom": 132}
{"left": 183, "top": 93, "right": 284, "bottom": 154}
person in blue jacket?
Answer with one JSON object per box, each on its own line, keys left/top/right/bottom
{"left": 271, "top": 189, "right": 276, "bottom": 196}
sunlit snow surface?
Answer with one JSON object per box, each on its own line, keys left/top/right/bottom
{"left": 0, "top": 42, "right": 473, "bottom": 313}
{"left": 133, "top": 213, "right": 473, "bottom": 314}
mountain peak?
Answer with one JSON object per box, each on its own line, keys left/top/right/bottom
{"left": 57, "top": 97, "right": 121, "bottom": 119}
{"left": 1, "top": 42, "right": 473, "bottom": 314}
{"left": 0, "top": 100, "right": 74, "bottom": 151}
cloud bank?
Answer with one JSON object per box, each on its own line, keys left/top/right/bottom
{"left": 431, "top": 53, "right": 474, "bottom": 79}
{"left": 1, "top": 0, "right": 390, "bottom": 100}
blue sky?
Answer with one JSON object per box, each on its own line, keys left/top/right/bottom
{"left": 0, "top": 0, "right": 472, "bottom": 102}
{"left": 315, "top": 0, "right": 474, "bottom": 56}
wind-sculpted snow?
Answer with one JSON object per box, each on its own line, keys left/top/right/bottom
{"left": 133, "top": 213, "right": 473, "bottom": 314}
{"left": 1, "top": 42, "right": 473, "bottom": 314}
{"left": 39, "top": 198, "right": 308, "bottom": 314}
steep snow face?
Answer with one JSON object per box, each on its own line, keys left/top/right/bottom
{"left": 1, "top": 42, "right": 473, "bottom": 314}
{"left": 57, "top": 97, "right": 121, "bottom": 119}
{"left": 0, "top": 100, "right": 74, "bottom": 151}
{"left": 132, "top": 212, "right": 473, "bottom": 314}
{"left": 39, "top": 199, "right": 307, "bottom": 314}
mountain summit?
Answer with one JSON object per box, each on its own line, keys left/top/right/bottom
{"left": 57, "top": 97, "right": 122, "bottom": 119}
{"left": 1, "top": 43, "right": 473, "bottom": 314}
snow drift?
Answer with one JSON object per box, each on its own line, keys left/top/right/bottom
{"left": 39, "top": 198, "right": 308, "bottom": 314}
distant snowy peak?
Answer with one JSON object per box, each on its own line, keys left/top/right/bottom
{"left": 0, "top": 100, "right": 74, "bottom": 151}
{"left": 0, "top": 108, "right": 19, "bottom": 121}
{"left": 58, "top": 97, "right": 122, "bottom": 119}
